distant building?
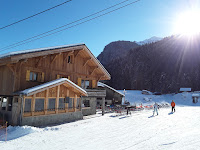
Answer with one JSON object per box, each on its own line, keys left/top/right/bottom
{"left": 97, "top": 82, "right": 124, "bottom": 106}
{"left": 180, "top": 88, "right": 192, "bottom": 92}
{"left": 192, "top": 94, "right": 199, "bottom": 103}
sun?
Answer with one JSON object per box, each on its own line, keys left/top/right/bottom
{"left": 173, "top": 10, "right": 200, "bottom": 36}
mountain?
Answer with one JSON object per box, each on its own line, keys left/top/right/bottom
{"left": 97, "top": 41, "right": 139, "bottom": 66}
{"left": 136, "top": 36, "right": 163, "bottom": 45}
{"left": 103, "top": 34, "right": 200, "bottom": 93}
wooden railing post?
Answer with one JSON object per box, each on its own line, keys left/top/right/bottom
{"left": 74, "top": 94, "right": 77, "bottom": 112}
{"left": 65, "top": 89, "right": 69, "bottom": 113}
{"left": 31, "top": 94, "right": 36, "bottom": 116}
{"left": 56, "top": 85, "right": 60, "bottom": 114}
{"left": 45, "top": 89, "right": 49, "bottom": 115}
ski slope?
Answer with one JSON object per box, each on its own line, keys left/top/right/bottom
{"left": 1, "top": 91, "right": 200, "bottom": 150}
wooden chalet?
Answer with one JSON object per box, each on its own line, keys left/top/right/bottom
{"left": 0, "top": 43, "right": 110, "bottom": 126}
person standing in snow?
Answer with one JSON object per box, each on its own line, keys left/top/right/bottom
{"left": 171, "top": 100, "right": 175, "bottom": 112}
{"left": 153, "top": 102, "right": 159, "bottom": 116}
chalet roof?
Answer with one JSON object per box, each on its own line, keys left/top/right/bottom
{"left": 98, "top": 82, "right": 125, "bottom": 97}
{"left": 0, "top": 43, "right": 85, "bottom": 59}
{"left": 15, "top": 78, "right": 87, "bottom": 96}
{"left": 0, "top": 43, "right": 110, "bottom": 80}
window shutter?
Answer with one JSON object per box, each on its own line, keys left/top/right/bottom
{"left": 78, "top": 78, "right": 82, "bottom": 87}
{"left": 26, "top": 70, "right": 30, "bottom": 81}
{"left": 68, "top": 76, "right": 70, "bottom": 80}
{"left": 41, "top": 72, "right": 45, "bottom": 82}
{"left": 92, "top": 80, "right": 96, "bottom": 88}
{"left": 57, "top": 75, "right": 60, "bottom": 79}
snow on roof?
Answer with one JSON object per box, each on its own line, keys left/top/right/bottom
{"left": 192, "top": 94, "right": 200, "bottom": 97}
{"left": 98, "top": 82, "right": 125, "bottom": 96}
{"left": 16, "top": 78, "right": 87, "bottom": 96}
{"left": 0, "top": 43, "right": 85, "bottom": 59}
{"left": 180, "top": 88, "right": 192, "bottom": 92}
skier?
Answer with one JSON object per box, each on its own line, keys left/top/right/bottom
{"left": 171, "top": 100, "right": 175, "bottom": 112}
{"left": 153, "top": 102, "right": 159, "bottom": 116}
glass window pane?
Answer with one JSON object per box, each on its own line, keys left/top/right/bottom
{"left": 35, "top": 98, "right": 44, "bottom": 111}
{"left": 48, "top": 98, "right": 55, "bottom": 110}
{"left": 65, "top": 97, "right": 69, "bottom": 103}
{"left": 77, "top": 98, "right": 80, "bottom": 108}
{"left": 83, "top": 100, "right": 90, "bottom": 107}
{"left": 30, "top": 72, "right": 33, "bottom": 80}
{"left": 85, "top": 81, "right": 89, "bottom": 88}
{"left": 33, "top": 73, "right": 37, "bottom": 81}
{"left": 59, "top": 98, "right": 65, "bottom": 109}
{"left": 68, "top": 98, "right": 74, "bottom": 108}
{"left": 24, "top": 98, "right": 32, "bottom": 112}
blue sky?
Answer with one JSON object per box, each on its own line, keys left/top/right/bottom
{"left": 0, "top": 0, "right": 198, "bottom": 56}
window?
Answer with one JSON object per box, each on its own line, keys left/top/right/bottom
{"left": 35, "top": 98, "right": 44, "bottom": 112}
{"left": 48, "top": 98, "right": 56, "bottom": 111}
{"left": 1, "top": 97, "right": 7, "bottom": 110}
{"left": 8, "top": 97, "right": 13, "bottom": 111}
{"left": 81, "top": 80, "right": 90, "bottom": 89}
{"left": 68, "top": 98, "right": 74, "bottom": 109}
{"left": 83, "top": 100, "right": 90, "bottom": 107}
{"left": 76, "top": 98, "right": 80, "bottom": 108}
{"left": 59, "top": 98, "right": 65, "bottom": 110}
{"left": 24, "top": 98, "right": 32, "bottom": 112}
{"left": 26, "top": 70, "right": 44, "bottom": 82}
{"left": 65, "top": 97, "right": 70, "bottom": 103}
{"left": 68, "top": 55, "right": 73, "bottom": 63}
{"left": 30, "top": 72, "right": 38, "bottom": 81}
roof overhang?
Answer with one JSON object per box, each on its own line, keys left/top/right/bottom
{"left": 98, "top": 82, "right": 125, "bottom": 97}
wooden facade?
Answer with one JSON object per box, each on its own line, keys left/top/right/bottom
{"left": 0, "top": 44, "right": 110, "bottom": 126}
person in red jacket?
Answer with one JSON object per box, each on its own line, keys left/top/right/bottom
{"left": 171, "top": 100, "right": 175, "bottom": 112}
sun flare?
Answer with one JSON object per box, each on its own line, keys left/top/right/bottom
{"left": 174, "top": 11, "right": 200, "bottom": 36}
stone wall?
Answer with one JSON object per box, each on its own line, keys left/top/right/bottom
{"left": 21, "top": 111, "right": 83, "bottom": 127}
{"left": 82, "top": 97, "right": 96, "bottom": 116}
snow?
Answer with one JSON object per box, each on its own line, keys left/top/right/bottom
{"left": 137, "top": 36, "right": 163, "bottom": 45}
{"left": 98, "top": 82, "right": 125, "bottom": 96}
{"left": 1, "top": 90, "right": 200, "bottom": 150}
{"left": 180, "top": 88, "right": 192, "bottom": 92}
{"left": 0, "top": 43, "right": 85, "bottom": 59}
{"left": 16, "top": 78, "right": 87, "bottom": 96}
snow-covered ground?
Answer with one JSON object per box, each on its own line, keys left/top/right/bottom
{"left": 1, "top": 91, "right": 200, "bottom": 150}
{"left": 119, "top": 90, "right": 200, "bottom": 106}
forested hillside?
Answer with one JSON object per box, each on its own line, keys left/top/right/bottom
{"left": 97, "top": 41, "right": 139, "bottom": 66}
{"left": 98, "top": 34, "right": 200, "bottom": 93}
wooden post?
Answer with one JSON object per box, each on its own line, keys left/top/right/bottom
{"left": 74, "top": 94, "right": 77, "bottom": 112}
{"left": 6, "top": 97, "right": 9, "bottom": 111}
{"left": 0, "top": 97, "right": 2, "bottom": 111}
{"left": 32, "top": 94, "right": 36, "bottom": 116}
{"left": 22, "top": 97, "right": 25, "bottom": 115}
{"left": 45, "top": 89, "right": 49, "bottom": 115}
{"left": 65, "top": 89, "right": 69, "bottom": 113}
{"left": 102, "top": 97, "right": 105, "bottom": 116}
{"left": 56, "top": 85, "right": 60, "bottom": 114}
